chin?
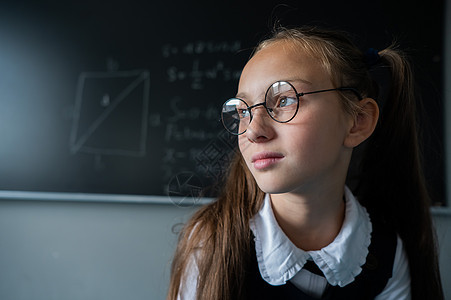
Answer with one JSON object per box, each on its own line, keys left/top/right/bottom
{"left": 255, "top": 179, "right": 289, "bottom": 195}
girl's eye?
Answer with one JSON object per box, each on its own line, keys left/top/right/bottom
{"left": 237, "top": 108, "right": 250, "bottom": 119}
{"left": 277, "top": 96, "right": 297, "bottom": 108}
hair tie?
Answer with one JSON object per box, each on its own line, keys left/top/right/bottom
{"left": 364, "top": 48, "right": 380, "bottom": 67}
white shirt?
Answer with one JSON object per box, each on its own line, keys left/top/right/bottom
{"left": 178, "top": 187, "right": 411, "bottom": 299}
{"left": 249, "top": 187, "right": 411, "bottom": 299}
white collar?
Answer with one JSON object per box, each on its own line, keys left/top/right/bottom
{"left": 249, "top": 186, "right": 372, "bottom": 287}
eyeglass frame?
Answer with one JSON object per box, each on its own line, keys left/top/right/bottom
{"left": 221, "top": 80, "right": 363, "bottom": 135}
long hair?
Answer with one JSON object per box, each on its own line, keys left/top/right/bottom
{"left": 356, "top": 46, "right": 444, "bottom": 299}
{"left": 167, "top": 153, "right": 264, "bottom": 300}
{"left": 167, "top": 26, "right": 443, "bottom": 300}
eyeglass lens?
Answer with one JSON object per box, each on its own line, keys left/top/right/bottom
{"left": 221, "top": 81, "right": 299, "bottom": 135}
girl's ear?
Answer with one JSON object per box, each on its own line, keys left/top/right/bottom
{"left": 344, "top": 98, "right": 379, "bottom": 148}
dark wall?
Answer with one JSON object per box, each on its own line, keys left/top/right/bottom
{"left": 0, "top": 0, "right": 444, "bottom": 203}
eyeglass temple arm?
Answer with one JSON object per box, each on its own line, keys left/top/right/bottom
{"left": 298, "top": 87, "right": 363, "bottom": 100}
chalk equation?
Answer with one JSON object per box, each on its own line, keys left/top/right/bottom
{"left": 163, "top": 40, "right": 243, "bottom": 90}
{"left": 166, "top": 59, "right": 242, "bottom": 90}
{"left": 161, "top": 40, "right": 242, "bottom": 58}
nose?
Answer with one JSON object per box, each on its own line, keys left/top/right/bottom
{"left": 245, "top": 105, "right": 275, "bottom": 143}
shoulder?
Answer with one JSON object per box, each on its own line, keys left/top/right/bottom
{"left": 363, "top": 210, "right": 411, "bottom": 299}
{"left": 177, "top": 251, "right": 200, "bottom": 300}
{"left": 174, "top": 220, "right": 204, "bottom": 300}
{"left": 173, "top": 206, "right": 214, "bottom": 300}
{"left": 375, "top": 236, "right": 411, "bottom": 300}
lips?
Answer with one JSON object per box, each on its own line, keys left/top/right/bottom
{"left": 251, "top": 151, "right": 285, "bottom": 170}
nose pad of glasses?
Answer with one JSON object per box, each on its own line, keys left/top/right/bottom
{"left": 266, "top": 107, "right": 276, "bottom": 118}
{"left": 247, "top": 107, "right": 273, "bottom": 132}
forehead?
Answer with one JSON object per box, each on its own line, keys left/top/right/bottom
{"left": 237, "top": 41, "right": 332, "bottom": 97}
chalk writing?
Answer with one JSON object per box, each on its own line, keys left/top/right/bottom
{"left": 160, "top": 40, "right": 244, "bottom": 195}
{"left": 167, "top": 97, "right": 218, "bottom": 123}
{"left": 167, "top": 59, "right": 241, "bottom": 90}
{"left": 162, "top": 41, "right": 242, "bottom": 58}
{"left": 165, "top": 124, "right": 217, "bottom": 142}
{"left": 164, "top": 96, "right": 220, "bottom": 142}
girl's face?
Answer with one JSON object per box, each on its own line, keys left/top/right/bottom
{"left": 237, "top": 41, "right": 355, "bottom": 196}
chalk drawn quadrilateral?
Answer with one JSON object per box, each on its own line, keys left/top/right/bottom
{"left": 70, "top": 70, "right": 150, "bottom": 157}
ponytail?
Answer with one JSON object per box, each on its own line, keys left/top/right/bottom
{"left": 356, "top": 46, "right": 444, "bottom": 300}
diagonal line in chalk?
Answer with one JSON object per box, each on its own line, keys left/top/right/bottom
{"left": 72, "top": 72, "right": 148, "bottom": 153}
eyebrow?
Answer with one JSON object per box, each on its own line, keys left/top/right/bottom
{"left": 235, "top": 78, "right": 312, "bottom": 100}
{"left": 285, "top": 78, "right": 313, "bottom": 85}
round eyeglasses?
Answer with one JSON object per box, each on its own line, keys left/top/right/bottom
{"left": 221, "top": 81, "right": 362, "bottom": 135}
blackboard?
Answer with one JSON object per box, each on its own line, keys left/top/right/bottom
{"left": 0, "top": 0, "right": 445, "bottom": 203}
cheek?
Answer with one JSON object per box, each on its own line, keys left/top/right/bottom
{"left": 286, "top": 116, "right": 348, "bottom": 159}
{"left": 283, "top": 129, "right": 320, "bottom": 164}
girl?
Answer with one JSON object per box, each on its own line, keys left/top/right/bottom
{"left": 167, "top": 26, "right": 444, "bottom": 300}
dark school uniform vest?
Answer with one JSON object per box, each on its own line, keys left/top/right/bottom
{"left": 243, "top": 218, "right": 397, "bottom": 300}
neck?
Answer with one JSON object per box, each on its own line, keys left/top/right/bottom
{"left": 270, "top": 186, "right": 346, "bottom": 251}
